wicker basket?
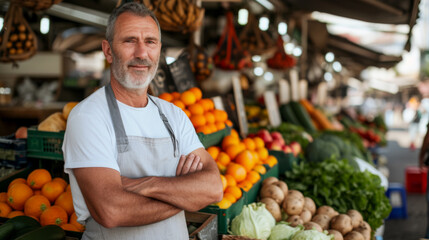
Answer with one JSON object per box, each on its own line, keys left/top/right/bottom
{"left": 12, "top": 0, "right": 63, "bottom": 11}
{"left": 0, "top": 4, "right": 37, "bottom": 63}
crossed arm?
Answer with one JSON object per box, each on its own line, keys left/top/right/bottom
{"left": 419, "top": 129, "right": 429, "bottom": 168}
{"left": 73, "top": 148, "right": 223, "bottom": 228}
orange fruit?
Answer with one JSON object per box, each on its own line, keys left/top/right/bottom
{"left": 225, "top": 144, "right": 245, "bottom": 160}
{"left": 251, "top": 150, "right": 260, "bottom": 163}
{"left": 204, "top": 112, "right": 215, "bottom": 124}
{"left": 0, "top": 202, "right": 12, "bottom": 217}
{"left": 223, "top": 192, "right": 237, "bottom": 204}
{"left": 257, "top": 148, "right": 269, "bottom": 161}
{"left": 66, "top": 185, "right": 71, "bottom": 193}
{"left": 171, "top": 91, "right": 181, "bottom": 100}
{"left": 189, "top": 87, "right": 203, "bottom": 101}
{"left": 8, "top": 178, "right": 27, "bottom": 190}
{"left": 225, "top": 120, "right": 233, "bottom": 127}
{"left": 264, "top": 155, "right": 278, "bottom": 167}
{"left": 207, "top": 123, "right": 218, "bottom": 133}
{"left": 52, "top": 178, "right": 68, "bottom": 190}
{"left": 190, "top": 114, "right": 206, "bottom": 128}
{"left": 207, "top": 146, "right": 221, "bottom": 160}
{"left": 237, "top": 180, "right": 253, "bottom": 192}
{"left": 216, "top": 198, "right": 232, "bottom": 209}
{"left": 216, "top": 122, "right": 226, "bottom": 130}
{"left": 199, "top": 99, "right": 214, "bottom": 111}
{"left": 41, "top": 181, "right": 65, "bottom": 203}
{"left": 235, "top": 150, "right": 255, "bottom": 172}
{"left": 180, "top": 91, "right": 196, "bottom": 106}
{"left": 230, "top": 129, "right": 240, "bottom": 139}
{"left": 172, "top": 100, "right": 186, "bottom": 110}
{"left": 61, "top": 223, "right": 79, "bottom": 232}
{"left": 216, "top": 162, "right": 226, "bottom": 173}
{"left": 213, "top": 109, "right": 228, "bottom": 123}
{"left": 55, "top": 192, "right": 74, "bottom": 216}
{"left": 7, "top": 183, "right": 33, "bottom": 210}
{"left": 246, "top": 170, "right": 261, "bottom": 184}
{"left": 221, "top": 135, "right": 240, "bottom": 150}
{"left": 7, "top": 210, "right": 24, "bottom": 218}
{"left": 27, "top": 169, "right": 52, "bottom": 190}
{"left": 183, "top": 109, "right": 191, "bottom": 118}
{"left": 225, "top": 174, "right": 237, "bottom": 187}
{"left": 220, "top": 175, "right": 227, "bottom": 191}
{"left": 253, "top": 164, "right": 267, "bottom": 175}
{"left": 242, "top": 138, "right": 256, "bottom": 151}
{"left": 225, "top": 185, "right": 242, "bottom": 199}
{"left": 24, "top": 195, "right": 51, "bottom": 218}
{"left": 196, "top": 125, "right": 212, "bottom": 135}
{"left": 34, "top": 190, "right": 42, "bottom": 195}
{"left": 0, "top": 192, "right": 7, "bottom": 202}
{"left": 217, "top": 152, "right": 231, "bottom": 166}
{"left": 226, "top": 163, "right": 247, "bottom": 183}
{"left": 70, "top": 212, "right": 85, "bottom": 232}
{"left": 188, "top": 103, "right": 204, "bottom": 115}
{"left": 40, "top": 205, "right": 68, "bottom": 226}
{"left": 253, "top": 137, "right": 265, "bottom": 149}
{"left": 158, "top": 92, "right": 173, "bottom": 102}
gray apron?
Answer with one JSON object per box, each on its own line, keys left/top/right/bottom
{"left": 82, "top": 84, "right": 187, "bottom": 240}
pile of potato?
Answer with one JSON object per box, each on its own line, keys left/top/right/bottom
{"left": 258, "top": 177, "right": 372, "bottom": 240}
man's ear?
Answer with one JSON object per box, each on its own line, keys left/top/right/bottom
{"left": 102, "top": 40, "right": 113, "bottom": 63}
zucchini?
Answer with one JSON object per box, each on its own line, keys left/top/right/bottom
{"left": 279, "top": 104, "right": 301, "bottom": 126}
{"left": 14, "top": 225, "right": 65, "bottom": 240}
{"left": 289, "top": 101, "right": 316, "bottom": 133}
{"left": 0, "top": 221, "right": 14, "bottom": 239}
{"left": 0, "top": 216, "right": 41, "bottom": 239}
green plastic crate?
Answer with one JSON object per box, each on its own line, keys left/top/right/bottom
{"left": 27, "top": 127, "right": 65, "bottom": 161}
{"left": 197, "top": 126, "right": 231, "bottom": 148}
{"left": 244, "top": 178, "right": 262, "bottom": 205}
{"left": 200, "top": 190, "right": 245, "bottom": 234}
{"left": 0, "top": 168, "right": 32, "bottom": 192}
{"left": 262, "top": 163, "right": 279, "bottom": 180}
{"left": 268, "top": 150, "right": 298, "bottom": 177}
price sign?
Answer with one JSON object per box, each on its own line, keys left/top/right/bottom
{"left": 149, "top": 54, "right": 177, "bottom": 97}
{"left": 232, "top": 76, "right": 248, "bottom": 138}
{"left": 212, "top": 96, "right": 225, "bottom": 111}
{"left": 264, "top": 91, "right": 282, "bottom": 127}
{"left": 299, "top": 79, "right": 308, "bottom": 100}
{"left": 169, "top": 51, "right": 197, "bottom": 92}
{"left": 279, "top": 79, "right": 290, "bottom": 104}
{"left": 289, "top": 69, "right": 299, "bottom": 101}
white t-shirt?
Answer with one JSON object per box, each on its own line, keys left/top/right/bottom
{"left": 63, "top": 87, "right": 203, "bottom": 222}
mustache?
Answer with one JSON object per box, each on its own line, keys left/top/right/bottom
{"left": 128, "top": 58, "right": 153, "bottom": 67}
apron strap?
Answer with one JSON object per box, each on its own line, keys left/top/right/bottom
{"left": 105, "top": 84, "right": 129, "bottom": 153}
{"left": 148, "top": 95, "right": 179, "bottom": 157}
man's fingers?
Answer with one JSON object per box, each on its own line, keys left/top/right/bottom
{"left": 176, "top": 155, "right": 186, "bottom": 176}
{"left": 197, "top": 162, "right": 203, "bottom": 171}
{"left": 180, "top": 154, "right": 196, "bottom": 175}
{"left": 189, "top": 155, "right": 201, "bottom": 173}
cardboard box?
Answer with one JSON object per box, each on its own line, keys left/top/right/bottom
{"left": 186, "top": 211, "right": 218, "bottom": 240}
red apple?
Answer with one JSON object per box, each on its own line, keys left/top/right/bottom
{"left": 257, "top": 129, "right": 273, "bottom": 143}
{"left": 266, "top": 139, "right": 283, "bottom": 151}
{"left": 290, "top": 141, "right": 301, "bottom": 157}
{"left": 282, "top": 145, "right": 293, "bottom": 154}
{"left": 15, "top": 126, "right": 28, "bottom": 139}
{"left": 270, "top": 131, "right": 285, "bottom": 145}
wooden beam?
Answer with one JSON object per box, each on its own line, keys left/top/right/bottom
{"left": 355, "top": 0, "right": 404, "bottom": 16}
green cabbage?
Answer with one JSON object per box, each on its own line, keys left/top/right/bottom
{"left": 291, "top": 230, "right": 333, "bottom": 240}
{"left": 268, "top": 221, "right": 303, "bottom": 240}
{"left": 230, "top": 202, "right": 276, "bottom": 240}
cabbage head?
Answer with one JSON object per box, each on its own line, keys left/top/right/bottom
{"left": 268, "top": 221, "right": 303, "bottom": 240}
{"left": 230, "top": 202, "right": 276, "bottom": 240}
{"left": 291, "top": 229, "right": 333, "bottom": 240}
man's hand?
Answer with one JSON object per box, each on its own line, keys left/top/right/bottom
{"left": 176, "top": 153, "right": 203, "bottom": 176}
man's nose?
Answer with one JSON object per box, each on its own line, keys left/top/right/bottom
{"left": 134, "top": 42, "right": 149, "bottom": 59}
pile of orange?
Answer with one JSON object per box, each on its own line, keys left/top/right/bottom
{"left": 207, "top": 129, "right": 278, "bottom": 209}
{"left": 0, "top": 169, "right": 85, "bottom": 232}
{"left": 158, "top": 87, "right": 233, "bottom": 135}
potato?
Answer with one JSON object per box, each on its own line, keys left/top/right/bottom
{"left": 354, "top": 221, "right": 371, "bottom": 240}
{"left": 282, "top": 195, "right": 304, "bottom": 215}
{"left": 273, "top": 181, "right": 288, "bottom": 197}
{"left": 316, "top": 206, "right": 339, "bottom": 219}
{"left": 262, "top": 176, "right": 278, "bottom": 186}
{"left": 344, "top": 231, "right": 364, "bottom": 240}
{"left": 327, "top": 229, "right": 344, "bottom": 240}
{"left": 347, "top": 209, "right": 363, "bottom": 229}
{"left": 260, "top": 197, "right": 282, "bottom": 222}
{"left": 304, "top": 222, "right": 323, "bottom": 232}
{"left": 311, "top": 214, "right": 330, "bottom": 230}
{"left": 38, "top": 112, "right": 67, "bottom": 132}
{"left": 260, "top": 184, "right": 284, "bottom": 204}
{"left": 303, "top": 197, "right": 316, "bottom": 216}
{"left": 286, "top": 215, "right": 303, "bottom": 227}
{"left": 300, "top": 209, "right": 312, "bottom": 223}
{"left": 330, "top": 214, "right": 353, "bottom": 235}
{"left": 287, "top": 190, "right": 304, "bottom": 199}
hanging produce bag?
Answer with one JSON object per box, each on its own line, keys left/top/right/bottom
{"left": 153, "top": 0, "right": 205, "bottom": 33}
{"left": 0, "top": 4, "right": 38, "bottom": 63}
{"left": 266, "top": 35, "right": 296, "bottom": 69}
{"left": 12, "top": 0, "right": 63, "bottom": 11}
{"left": 213, "top": 12, "right": 252, "bottom": 71}
{"left": 186, "top": 42, "right": 213, "bottom": 82}
{"left": 239, "top": 13, "right": 274, "bottom": 56}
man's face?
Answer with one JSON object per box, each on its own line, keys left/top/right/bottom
{"left": 108, "top": 13, "right": 161, "bottom": 89}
